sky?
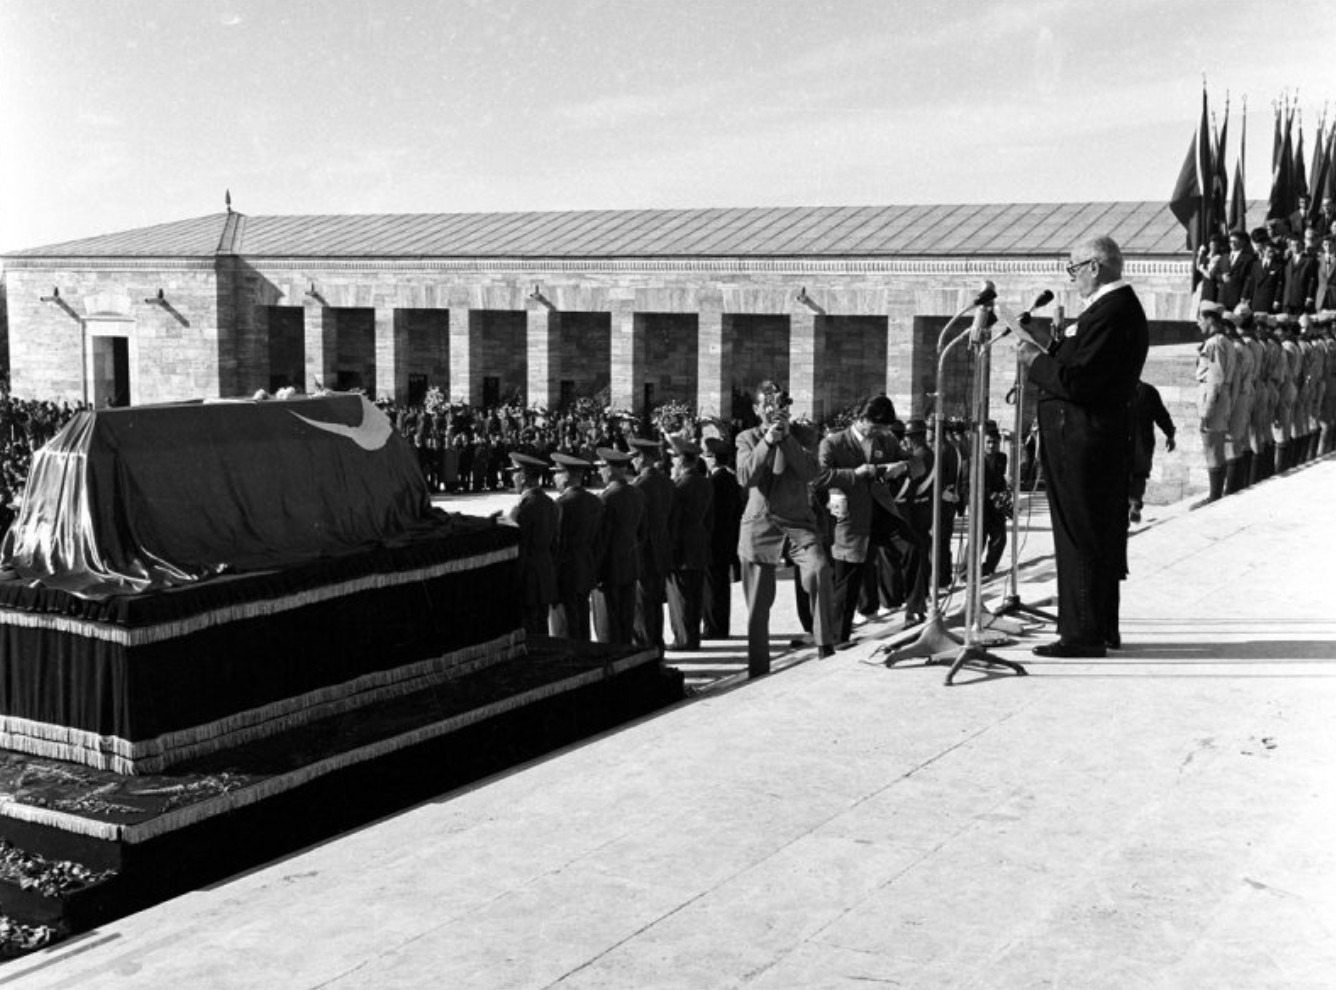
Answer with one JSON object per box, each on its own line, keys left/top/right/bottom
{"left": 1, "top": 0, "right": 1332, "bottom": 251}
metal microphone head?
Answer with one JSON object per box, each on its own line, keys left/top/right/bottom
{"left": 973, "top": 281, "right": 997, "bottom": 307}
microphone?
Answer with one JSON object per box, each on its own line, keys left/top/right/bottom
{"left": 1017, "top": 289, "right": 1054, "bottom": 326}
{"left": 972, "top": 281, "right": 997, "bottom": 307}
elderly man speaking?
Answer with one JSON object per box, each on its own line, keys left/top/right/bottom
{"left": 1016, "top": 236, "right": 1149, "bottom": 658}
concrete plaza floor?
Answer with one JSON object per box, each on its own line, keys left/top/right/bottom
{"left": 6, "top": 460, "right": 1335, "bottom": 989}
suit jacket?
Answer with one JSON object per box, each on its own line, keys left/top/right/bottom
{"left": 669, "top": 471, "right": 714, "bottom": 571}
{"left": 1283, "top": 251, "right": 1319, "bottom": 310}
{"left": 505, "top": 487, "right": 558, "bottom": 607}
{"left": 707, "top": 467, "right": 743, "bottom": 570}
{"left": 816, "top": 426, "right": 913, "bottom": 563}
{"left": 554, "top": 486, "right": 604, "bottom": 596}
{"left": 1131, "top": 380, "right": 1175, "bottom": 475}
{"left": 1220, "top": 249, "right": 1258, "bottom": 310}
{"left": 1028, "top": 283, "right": 1149, "bottom": 572}
{"left": 632, "top": 467, "right": 675, "bottom": 579}
{"left": 735, "top": 425, "right": 820, "bottom": 565}
{"left": 597, "top": 478, "right": 645, "bottom": 586}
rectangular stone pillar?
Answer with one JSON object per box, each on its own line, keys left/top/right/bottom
{"left": 373, "top": 305, "right": 411, "bottom": 403}
{"left": 448, "top": 304, "right": 476, "bottom": 405}
{"left": 609, "top": 307, "right": 639, "bottom": 413}
{"left": 696, "top": 308, "right": 731, "bottom": 421}
{"left": 303, "top": 304, "right": 337, "bottom": 393}
{"left": 789, "top": 311, "right": 824, "bottom": 422}
{"left": 526, "top": 307, "right": 559, "bottom": 411}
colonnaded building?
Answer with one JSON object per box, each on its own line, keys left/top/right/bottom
{"left": 1, "top": 201, "right": 1212, "bottom": 499}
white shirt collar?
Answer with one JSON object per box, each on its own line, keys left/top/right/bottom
{"left": 1084, "top": 278, "right": 1128, "bottom": 308}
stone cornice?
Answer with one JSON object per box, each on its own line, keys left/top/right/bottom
{"left": 2, "top": 254, "right": 1190, "bottom": 278}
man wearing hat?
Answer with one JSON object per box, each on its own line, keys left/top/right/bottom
{"left": 1222, "top": 306, "right": 1257, "bottom": 494}
{"left": 817, "top": 394, "right": 926, "bottom": 642}
{"left": 498, "top": 452, "right": 558, "bottom": 637}
{"left": 549, "top": 452, "right": 603, "bottom": 642}
{"left": 665, "top": 436, "right": 713, "bottom": 651}
{"left": 736, "top": 380, "right": 836, "bottom": 673}
{"left": 628, "top": 436, "right": 675, "bottom": 652}
{"left": 591, "top": 447, "right": 645, "bottom": 647}
{"left": 1196, "top": 300, "right": 1234, "bottom": 501}
{"left": 701, "top": 436, "right": 742, "bottom": 640}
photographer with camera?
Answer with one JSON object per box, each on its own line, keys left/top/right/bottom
{"left": 735, "top": 381, "right": 836, "bottom": 675}
{"left": 817, "top": 395, "right": 927, "bottom": 643}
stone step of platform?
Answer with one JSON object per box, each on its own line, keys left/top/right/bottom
{"left": 0, "top": 638, "right": 681, "bottom": 950}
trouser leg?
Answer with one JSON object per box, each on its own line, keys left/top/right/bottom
{"left": 741, "top": 559, "right": 777, "bottom": 677}
{"left": 832, "top": 557, "right": 866, "bottom": 643}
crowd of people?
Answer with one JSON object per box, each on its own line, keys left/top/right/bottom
{"left": 486, "top": 380, "right": 1015, "bottom": 676}
{"left": 0, "top": 394, "right": 86, "bottom": 534}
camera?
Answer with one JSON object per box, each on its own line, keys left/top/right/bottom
{"left": 758, "top": 381, "right": 793, "bottom": 427}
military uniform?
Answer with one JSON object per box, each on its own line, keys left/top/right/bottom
{"left": 501, "top": 453, "right": 558, "bottom": 637}
{"left": 548, "top": 453, "right": 604, "bottom": 642}
{"left": 629, "top": 439, "right": 675, "bottom": 651}
{"left": 665, "top": 437, "right": 714, "bottom": 650}
{"left": 591, "top": 449, "right": 645, "bottom": 647}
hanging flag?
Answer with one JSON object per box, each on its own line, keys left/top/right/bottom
{"left": 1293, "top": 115, "right": 1309, "bottom": 205}
{"left": 1228, "top": 100, "right": 1248, "bottom": 233}
{"left": 1212, "top": 98, "right": 1230, "bottom": 235}
{"left": 1268, "top": 104, "right": 1294, "bottom": 221}
{"left": 1169, "top": 85, "right": 1213, "bottom": 286}
{"left": 1309, "top": 116, "right": 1328, "bottom": 225}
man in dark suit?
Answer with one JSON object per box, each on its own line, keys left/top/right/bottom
{"left": 665, "top": 437, "right": 713, "bottom": 651}
{"left": 549, "top": 452, "right": 604, "bottom": 642}
{"left": 1018, "top": 235, "right": 1149, "bottom": 657}
{"left": 591, "top": 447, "right": 645, "bottom": 647}
{"left": 1219, "top": 229, "right": 1258, "bottom": 311}
{"left": 629, "top": 437, "right": 674, "bottom": 652}
{"left": 498, "top": 452, "right": 558, "bottom": 638}
{"left": 816, "top": 394, "right": 925, "bottom": 643}
{"left": 736, "top": 381, "right": 835, "bottom": 675}
{"left": 1282, "top": 231, "right": 1319, "bottom": 316}
{"left": 701, "top": 437, "right": 742, "bottom": 639}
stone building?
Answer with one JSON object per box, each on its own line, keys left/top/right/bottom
{"left": 2, "top": 202, "right": 1214, "bottom": 500}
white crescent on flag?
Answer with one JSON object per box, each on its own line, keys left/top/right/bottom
{"left": 289, "top": 396, "right": 393, "bottom": 451}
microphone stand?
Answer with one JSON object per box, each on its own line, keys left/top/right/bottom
{"left": 992, "top": 307, "right": 1060, "bottom": 625}
{"left": 876, "top": 305, "right": 976, "bottom": 667}
{"left": 941, "top": 301, "right": 1026, "bottom": 686}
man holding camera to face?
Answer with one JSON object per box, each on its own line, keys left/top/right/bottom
{"left": 817, "top": 395, "right": 927, "bottom": 643}
{"left": 735, "top": 381, "right": 836, "bottom": 675}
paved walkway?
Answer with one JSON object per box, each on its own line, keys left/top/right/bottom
{"left": 7, "top": 461, "right": 1335, "bottom": 989}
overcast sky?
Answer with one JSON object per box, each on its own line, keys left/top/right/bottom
{"left": 1, "top": 0, "right": 1332, "bottom": 251}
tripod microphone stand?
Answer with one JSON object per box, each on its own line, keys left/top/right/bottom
{"left": 991, "top": 301, "right": 1060, "bottom": 625}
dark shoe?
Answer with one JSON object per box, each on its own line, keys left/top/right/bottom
{"left": 1105, "top": 634, "right": 1121, "bottom": 649}
{"left": 817, "top": 644, "right": 836, "bottom": 659}
{"left": 789, "top": 633, "right": 815, "bottom": 648}
{"left": 1128, "top": 506, "right": 1142, "bottom": 524}
{"left": 1032, "top": 639, "right": 1106, "bottom": 659}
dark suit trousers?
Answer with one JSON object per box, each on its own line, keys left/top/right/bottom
{"left": 701, "top": 559, "right": 732, "bottom": 638}
{"left": 634, "top": 571, "right": 667, "bottom": 649}
{"left": 592, "top": 582, "right": 636, "bottom": 646}
{"left": 549, "top": 590, "right": 592, "bottom": 641}
{"left": 833, "top": 557, "right": 868, "bottom": 643}
{"left": 666, "top": 567, "right": 705, "bottom": 648}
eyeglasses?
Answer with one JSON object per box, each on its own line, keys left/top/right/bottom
{"left": 1065, "top": 258, "right": 1096, "bottom": 278}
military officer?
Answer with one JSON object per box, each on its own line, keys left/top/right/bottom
{"left": 548, "top": 452, "right": 604, "bottom": 642}
{"left": 665, "top": 436, "right": 714, "bottom": 651}
{"left": 629, "top": 436, "right": 675, "bottom": 652}
{"left": 498, "top": 451, "right": 558, "bottom": 637}
{"left": 701, "top": 436, "right": 742, "bottom": 640}
{"left": 591, "top": 447, "right": 645, "bottom": 647}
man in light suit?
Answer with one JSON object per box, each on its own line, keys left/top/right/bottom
{"left": 1018, "top": 235, "right": 1149, "bottom": 657}
{"left": 816, "top": 395, "right": 925, "bottom": 644}
{"left": 735, "top": 381, "right": 835, "bottom": 675}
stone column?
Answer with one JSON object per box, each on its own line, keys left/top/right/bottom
{"left": 448, "top": 303, "right": 476, "bottom": 405}
{"left": 373, "top": 305, "right": 410, "bottom": 403}
{"left": 526, "top": 306, "right": 559, "bottom": 410}
{"left": 696, "top": 303, "right": 731, "bottom": 421}
{"left": 789, "top": 309, "right": 827, "bottom": 422}
{"left": 303, "top": 303, "right": 337, "bottom": 393}
{"left": 609, "top": 306, "right": 639, "bottom": 412}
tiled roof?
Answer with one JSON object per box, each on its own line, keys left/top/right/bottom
{"left": 7, "top": 201, "right": 1257, "bottom": 260}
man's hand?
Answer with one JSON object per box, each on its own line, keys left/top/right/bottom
{"left": 764, "top": 422, "right": 787, "bottom": 445}
{"left": 1165, "top": 435, "right": 1176, "bottom": 452}
{"left": 854, "top": 463, "right": 878, "bottom": 480}
{"left": 880, "top": 461, "right": 909, "bottom": 480}
{"left": 1016, "top": 339, "right": 1043, "bottom": 371}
